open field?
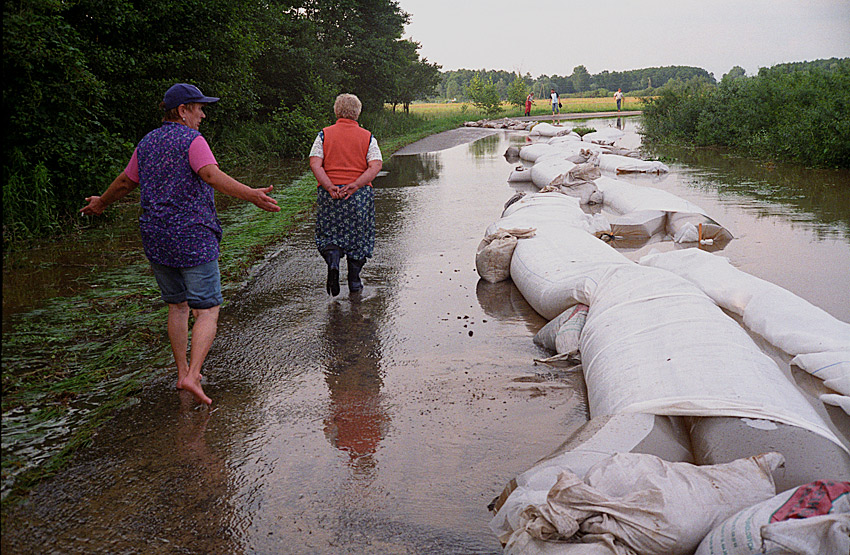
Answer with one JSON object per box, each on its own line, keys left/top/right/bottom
{"left": 406, "top": 96, "right": 642, "bottom": 117}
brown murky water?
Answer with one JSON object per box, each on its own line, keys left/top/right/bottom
{"left": 3, "top": 120, "right": 849, "bottom": 554}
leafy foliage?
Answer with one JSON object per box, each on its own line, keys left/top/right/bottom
{"left": 464, "top": 74, "right": 502, "bottom": 117}
{"left": 641, "top": 58, "right": 850, "bottom": 168}
{"left": 2, "top": 0, "right": 432, "bottom": 242}
{"left": 506, "top": 75, "right": 530, "bottom": 108}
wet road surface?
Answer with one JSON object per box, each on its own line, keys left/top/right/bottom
{"left": 2, "top": 129, "right": 585, "bottom": 554}
{"left": 4, "top": 121, "right": 849, "bottom": 554}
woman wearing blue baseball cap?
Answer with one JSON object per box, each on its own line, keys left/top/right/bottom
{"left": 81, "top": 83, "right": 280, "bottom": 405}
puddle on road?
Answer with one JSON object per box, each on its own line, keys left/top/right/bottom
{"left": 3, "top": 122, "right": 849, "bottom": 554}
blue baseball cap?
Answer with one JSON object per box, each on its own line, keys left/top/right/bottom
{"left": 162, "top": 83, "right": 219, "bottom": 110}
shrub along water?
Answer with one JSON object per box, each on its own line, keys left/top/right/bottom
{"left": 640, "top": 58, "right": 850, "bottom": 168}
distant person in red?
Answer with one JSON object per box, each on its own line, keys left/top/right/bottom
{"left": 524, "top": 92, "right": 533, "bottom": 116}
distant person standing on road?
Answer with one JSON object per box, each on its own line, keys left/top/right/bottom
{"left": 614, "top": 88, "right": 624, "bottom": 111}
{"left": 309, "top": 93, "right": 383, "bottom": 297}
{"left": 80, "top": 83, "right": 281, "bottom": 406}
{"left": 524, "top": 92, "right": 533, "bottom": 116}
{"left": 550, "top": 89, "right": 560, "bottom": 117}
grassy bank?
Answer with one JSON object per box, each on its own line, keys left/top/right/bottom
{"left": 0, "top": 108, "right": 482, "bottom": 508}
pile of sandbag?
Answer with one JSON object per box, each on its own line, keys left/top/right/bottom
{"left": 496, "top": 449, "right": 785, "bottom": 555}
{"left": 484, "top": 120, "right": 849, "bottom": 555}
{"left": 594, "top": 176, "right": 733, "bottom": 244}
{"left": 465, "top": 118, "right": 536, "bottom": 130}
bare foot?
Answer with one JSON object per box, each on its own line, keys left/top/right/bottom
{"left": 181, "top": 376, "right": 212, "bottom": 405}
{"left": 176, "top": 374, "right": 203, "bottom": 390}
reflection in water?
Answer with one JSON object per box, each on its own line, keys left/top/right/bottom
{"left": 468, "top": 133, "right": 502, "bottom": 158}
{"left": 476, "top": 279, "right": 547, "bottom": 334}
{"left": 322, "top": 299, "right": 388, "bottom": 478}
{"left": 378, "top": 152, "right": 443, "bottom": 187}
{"left": 644, "top": 143, "right": 850, "bottom": 238}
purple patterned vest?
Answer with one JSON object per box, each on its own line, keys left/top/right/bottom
{"left": 136, "top": 122, "right": 221, "bottom": 268}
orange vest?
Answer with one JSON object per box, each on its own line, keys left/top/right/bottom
{"left": 322, "top": 118, "right": 373, "bottom": 187}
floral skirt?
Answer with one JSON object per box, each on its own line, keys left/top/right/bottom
{"left": 315, "top": 186, "right": 375, "bottom": 260}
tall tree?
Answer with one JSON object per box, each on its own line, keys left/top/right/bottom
{"left": 388, "top": 40, "right": 441, "bottom": 112}
{"left": 570, "top": 65, "right": 591, "bottom": 93}
{"left": 506, "top": 74, "right": 529, "bottom": 108}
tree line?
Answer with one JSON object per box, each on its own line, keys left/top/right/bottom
{"left": 437, "top": 65, "right": 715, "bottom": 101}
{"left": 3, "top": 0, "right": 441, "bottom": 241}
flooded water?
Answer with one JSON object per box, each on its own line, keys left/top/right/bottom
{"left": 3, "top": 120, "right": 849, "bottom": 554}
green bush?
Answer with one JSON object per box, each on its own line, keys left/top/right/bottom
{"left": 641, "top": 59, "right": 850, "bottom": 168}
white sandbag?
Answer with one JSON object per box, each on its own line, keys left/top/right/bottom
{"left": 498, "top": 193, "right": 590, "bottom": 225}
{"left": 762, "top": 514, "right": 850, "bottom": 555}
{"left": 496, "top": 193, "right": 606, "bottom": 237}
{"left": 522, "top": 452, "right": 783, "bottom": 555}
{"left": 688, "top": 416, "right": 850, "bottom": 492}
{"left": 594, "top": 176, "right": 708, "bottom": 216}
{"left": 476, "top": 228, "right": 536, "bottom": 284}
{"left": 696, "top": 480, "right": 850, "bottom": 555}
{"left": 504, "top": 533, "right": 618, "bottom": 555}
{"left": 579, "top": 263, "right": 845, "bottom": 447}
{"left": 490, "top": 413, "right": 694, "bottom": 547}
{"left": 531, "top": 122, "right": 573, "bottom": 137}
{"left": 666, "top": 212, "right": 734, "bottom": 244}
{"left": 509, "top": 223, "right": 632, "bottom": 319}
{"left": 582, "top": 128, "right": 625, "bottom": 145}
{"left": 537, "top": 142, "right": 604, "bottom": 163}
{"left": 547, "top": 133, "right": 582, "bottom": 144}
{"left": 533, "top": 304, "right": 589, "bottom": 355}
{"left": 557, "top": 163, "right": 602, "bottom": 186}
{"left": 532, "top": 159, "right": 577, "bottom": 188}
{"left": 559, "top": 182, "right": 603, "bottom": 205}
{"left": 508, "top": 166, "right": 534, "bottom": 182}
{"left": 596, "top": 153, "right": 669, "bottom": 174}
{"left": 639, "top": 249, "right": 850, "bottom": 391}
{"left": 821, "top": 393, "right": 850, "bottom": 414}
{"left": 597, "top": 210, "right": 666, "bottom": 241}
{"left": 521, "top": 143, "right": 557, "bottom": 162}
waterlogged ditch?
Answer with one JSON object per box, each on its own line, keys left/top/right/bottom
{"left": 2, "top": 119, "right": 849, "bottom": 553}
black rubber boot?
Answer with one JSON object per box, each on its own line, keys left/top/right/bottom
{"left": 347, "top": 257, "right": 365, "bottom": 292}
{"left": 321, "top": 246, "right": 341, "bottom": 296}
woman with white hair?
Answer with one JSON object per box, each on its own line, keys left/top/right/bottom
{"left": 309, "top": 93, "right": 383, "bottom": 296}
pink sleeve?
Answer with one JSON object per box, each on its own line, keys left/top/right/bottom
{"left": 189, "top": 136, "right": 218, "bottom": 173}
{"left": 124, "top": 149, "right": 140, "bottom": 182}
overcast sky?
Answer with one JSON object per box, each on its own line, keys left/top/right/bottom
{"left": 396, "top": 0, "right": 850, "bottom": 79}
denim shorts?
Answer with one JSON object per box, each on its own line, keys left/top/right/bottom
{"left": 150, "top": 259, "right": 223, "bottom": 309}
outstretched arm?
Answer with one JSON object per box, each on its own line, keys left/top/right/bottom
{"left": 197, "top": 164, "right": 280, "bottom": 212}
{"left": 80, "top": 171, "right": 139, "bottom": 216}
